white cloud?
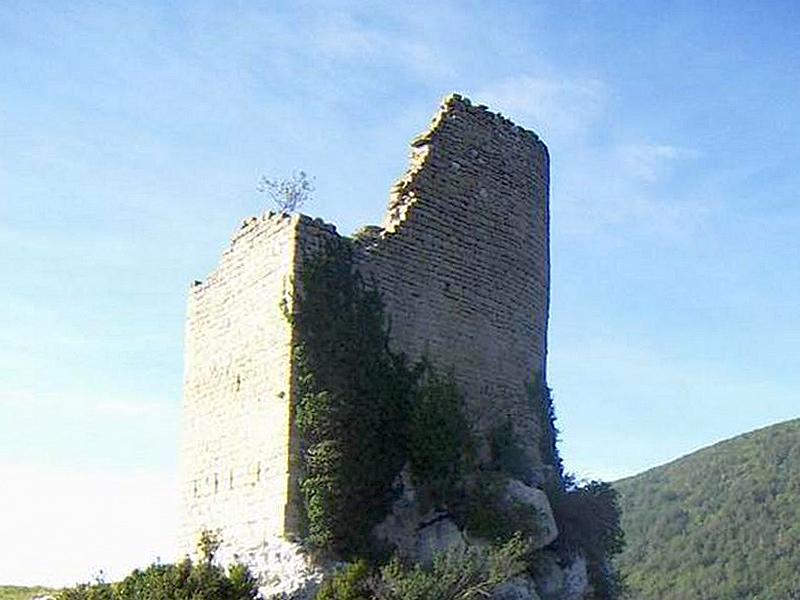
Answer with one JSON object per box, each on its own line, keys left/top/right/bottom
{"left": 314, "top": 14, "right": 380, "bottom": 58}
{"left": 475, "top": 75, "right": 607, "bottom": 139}
{"left": 617, "top": 143, "right": 700, "bottom": 183}
{"left": 553, "top": 140, "right": 713, "bottom": 240}
{"left": 0, "top": 462, "right": 177, "bottom": 587}
{"left": 312, "top": 13, "right": 452, "bottom": 79}
{"left": 474, "top": 75, "right": 716, "bottom": 241}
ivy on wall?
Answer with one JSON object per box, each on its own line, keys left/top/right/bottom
{"left": 528, "top": 376, "right": 564, "bottom": 486}
{"left": 290, "top": 237, "right": 416, "bottom": 559}
{"left": 407, "top": 370, "right": 470, "bottom": 508}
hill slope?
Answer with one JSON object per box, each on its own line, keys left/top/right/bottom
{"left": 615, "top": 418, "right": 800, "bottom": 599}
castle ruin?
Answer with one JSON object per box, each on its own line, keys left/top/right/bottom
{"left": 179, "top": 94, "right": 551, "bottom": 590}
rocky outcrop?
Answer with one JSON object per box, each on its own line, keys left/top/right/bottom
{"left": 492, "top": 577, "right": 542, "bottom": 600}
{"left": 247, "top": 470, "right": 591, "bottom": 600}
{"left": 373, "top": 467, "right": 467, "bottom": 563}
{"left": 562, "top": 555, "right": 590, "bottom": 600}
{"left": 415, "top": 513, "right": 467, "bottom": 564}
{"left": 226, "top": 537, "right": 325, "bottom": 600}
{"left": 533, "top": 551, "right": 591, "bottom": 600}
{"left": 504, "top": 479, "right": 559, "bottom": 549}
{"left": 370, "top": 468, "right": 591, "bottom": 599}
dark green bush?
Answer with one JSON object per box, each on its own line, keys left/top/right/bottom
{"left": 407, "top": 371, "right": 470, "bottom": 508}
{"left": 489, "top": 419, "right": 529, "bottom": 482}
{"left": 549, "top": 480, "right": 625, "bottom": 599}
{"left": 315, "top": 561, "right": 372, "bottom": 600}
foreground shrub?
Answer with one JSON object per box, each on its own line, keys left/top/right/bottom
{"left": 315, "top": 534, "right": 531, "bottom": 600}
{"left": 375, "top": 533, "right": 530, "bottom": 600}
{"left": 57, "top": 533, "right": 259, "bottom": 600}
{"left": 57, "top": 561, "right": 258, "bottom": 600}
{"left": 314, "top": 561, "right": 371, "bottom": 600}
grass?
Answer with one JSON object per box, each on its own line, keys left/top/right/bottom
{"left": 0, "top": 586, "right": 57, "bottom": 600}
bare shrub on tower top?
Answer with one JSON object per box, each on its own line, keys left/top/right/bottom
{"left": 257, "top": 170, "right": 314, "bottom": 214}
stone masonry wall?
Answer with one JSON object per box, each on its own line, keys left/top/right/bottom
{"left": 180, "top": 214, "right": 297, "bottom": 559}
{"left": 179, "top": 212, "right": 338, "bottom": 564}
{"left": 354, "top": 94, "right": 550, "bottom": 465}
{"left": 180, "top": 94, "right": 550, "bottom": 582}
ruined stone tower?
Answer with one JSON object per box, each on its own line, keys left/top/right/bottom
{"left": 179, "top": 94, "right": 550, "bottom": 580}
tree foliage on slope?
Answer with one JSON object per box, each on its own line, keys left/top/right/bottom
{"left": 616, "top": 418, "right": 800, "bottom": 600}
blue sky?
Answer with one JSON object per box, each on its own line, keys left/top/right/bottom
{"left": 2, "top": 0, "right": 799, "bottom": 586}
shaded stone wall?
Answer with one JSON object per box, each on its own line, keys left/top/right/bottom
{"left": 355, "top": 94, "right": 550, "bottom": 464}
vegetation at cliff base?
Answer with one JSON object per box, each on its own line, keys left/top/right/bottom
{"left": 530, "top": 380, "right": 625, "bottom": 599}
{"left": 315, "top": 534, "right": 531, "bottom": 600}
{"left": 616, "top": 418, "right": 800, "bottom": 599}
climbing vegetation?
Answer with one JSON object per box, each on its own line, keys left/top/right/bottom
{"left": 292, "top": 238, "right": 481, "bottom": 559}
{"left": 407, "top": 370, "right": 471, "bottom": 508}
{"left": 291, "top": 237, "right": 417, "bottom": 558}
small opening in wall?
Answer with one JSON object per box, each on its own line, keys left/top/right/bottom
{"left": 229, "top": 470, "right": 234, "bottom": 490}
{"left": 256, "top": 462, "right": 261, "bottom": 483}
{"left": 193, "top": 482, "right": 198, "bottom": 498}
{"left": 214, "top": 474, "right": 219, "bottom": 494}
{"left": 235, "top": 375, "right": 241, "bottom": 392}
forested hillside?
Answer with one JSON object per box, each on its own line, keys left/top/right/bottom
{"left": 616, "top": 418, "right": 800, "bottom": 599}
